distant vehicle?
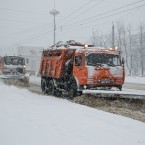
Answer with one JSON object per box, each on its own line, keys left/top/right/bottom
{"left": 39, "top": 41, "right": 125, "bottom": 99}
{"left": 0, "top": 56, "right": 30, "bottom": 84}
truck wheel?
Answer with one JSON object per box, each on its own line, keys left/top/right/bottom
{"left": 118, "top": 85, "right": 122, "bottom": 91}
{"left": 55, "top": 89, "right": 62, "bottom": 97}
{"left": 68, "top": 88, "right": 77, "bottom": 100}
{"left": 41, "top": 78, "right": 47, "bottom": 94}
{"left": 47, "top": 79, "right": 55, "bottom": 95}
{"left": 77, "top": 91, "right": 82, "bottom": 96}
{"left": 68, "top": 78, "right": 78, "bottom": 99}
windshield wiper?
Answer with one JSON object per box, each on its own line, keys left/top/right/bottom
{"left": 107, "top": 63, "right": 120, "bottom": 68}
{"left": 96, "top": 63, "right": 103, "bottom": 67}
{"left": 107, "top": 63, "right": 115, "bottom": 66}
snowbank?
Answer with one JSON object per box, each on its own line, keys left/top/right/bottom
{"left": 125, "top": 76, "right": 145, "bottom": 84}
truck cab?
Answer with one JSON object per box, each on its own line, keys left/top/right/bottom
{"left": 73, "top": 47, "right": 125, "bottom": 91}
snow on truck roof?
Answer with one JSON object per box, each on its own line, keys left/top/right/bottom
{"left": 48, "top": 46, "right": 119, "bottom": 53}
{"left": 44, "top": 41, "right": 120, "bottom": 55}
{"left": 47, "top": 40, "right": 93, "bottom": 50}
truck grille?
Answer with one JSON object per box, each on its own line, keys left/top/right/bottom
{"left": 101, "top": 78, "right": 110, "bottom": 84}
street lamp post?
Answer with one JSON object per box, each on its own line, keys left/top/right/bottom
{"left": 50, "top": 9, "right": 59, "bottom": 45}
{"left": 112, "top": 22, "right": 115, "bottom": 48}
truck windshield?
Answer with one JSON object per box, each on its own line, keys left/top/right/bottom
{"left": 3, "top": 56, "right": 25, "bottom": 65}
{"left": 86, "top": 53, "right": 121, "bottom": 66}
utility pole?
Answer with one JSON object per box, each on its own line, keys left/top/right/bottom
{"left": 50, "top": 1, "right": 59, "bottom": 45}
{"left": 112, "top": 22, "right": 115, "bottom": 48}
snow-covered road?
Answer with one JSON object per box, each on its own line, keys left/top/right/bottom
{"left": 0, "top": 80, "right": 145, "bottom": 145}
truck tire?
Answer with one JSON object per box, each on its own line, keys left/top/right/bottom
{"left": 47, "top": 79, "right": 55, "bottom": 95}
{"left": 41, "top": 78, "right": 47, "bottom": 94}
{"left": 68, "top": 78, "right": 78, "bottom": 99}
{"left": 118, "top": 85, "right": 122, "bottom": 91}
{"left": 68, "top": 88, "right": 77, "bottom": 100}
{"left": 55, "top": 89, "right": 62, "bottom": 97}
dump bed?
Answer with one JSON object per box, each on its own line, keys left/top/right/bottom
{"left": 39, "top": 48, "right": 75, "bottom": 78}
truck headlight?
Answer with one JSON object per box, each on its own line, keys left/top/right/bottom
{"left": 25, "top": 73, "right": 30, "bottom": 77}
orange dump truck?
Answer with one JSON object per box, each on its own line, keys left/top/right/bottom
{"left": 39, "top": 41, "right": 125, "bottom": 98}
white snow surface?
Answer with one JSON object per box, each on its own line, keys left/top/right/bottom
{"left": 0, "top": 80, "right": 145, "bottom": 145}
{"left": 125, "top": 76, "right": 145, "bottom": 84}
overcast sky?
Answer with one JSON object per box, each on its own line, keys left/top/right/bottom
{"left": 0, "top": 0, "right": 145, "bottom": 55}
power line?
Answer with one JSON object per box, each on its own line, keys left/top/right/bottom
{"left": 17, "top": 1, "right": 97, "bottom": 44}
{"left": 81, "top": 3, "right": 145, "bottom": 25}
{"left": 69, "top": 0, "right": 105, "bottom": 20}
{"left": 0, "top": 23, "right": 52, "bottom": 37}
{"left": 64, "top": 0, "right": 96, "bottom": 18}
{"left": 57, "top": 3, "right": 145, "bottom": 33}
{"left": 0, "top": 17, "right": 46, "bottom": 24}
{"left": 0, "top": 8, "right": 49, "bottom": 16}
{"left": 59, "top": 0, "right": 96, "bottom": 25}
{"left": 9, "top": 0, "right": 145, "bottom": 45}
{"left": 18, "top": 29, "right": 54, "bottom": 44}
{"left": 19, "top": 3, "right": 145, "bottom": 44}
{"left": 61, "top": 0, "right": 144, "bottom": 28}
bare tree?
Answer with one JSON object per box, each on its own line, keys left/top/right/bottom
{"left": 138, "top": 25, "right": 145, "bottom": 76}
{"left": 127, "top": 24, "right": 133, "bottom": 75}
{"left": 116, "top": 21, "right": 123, "bottom": 52}
{"left": 122, "top": 24, "right": 130, "bottom": 74}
